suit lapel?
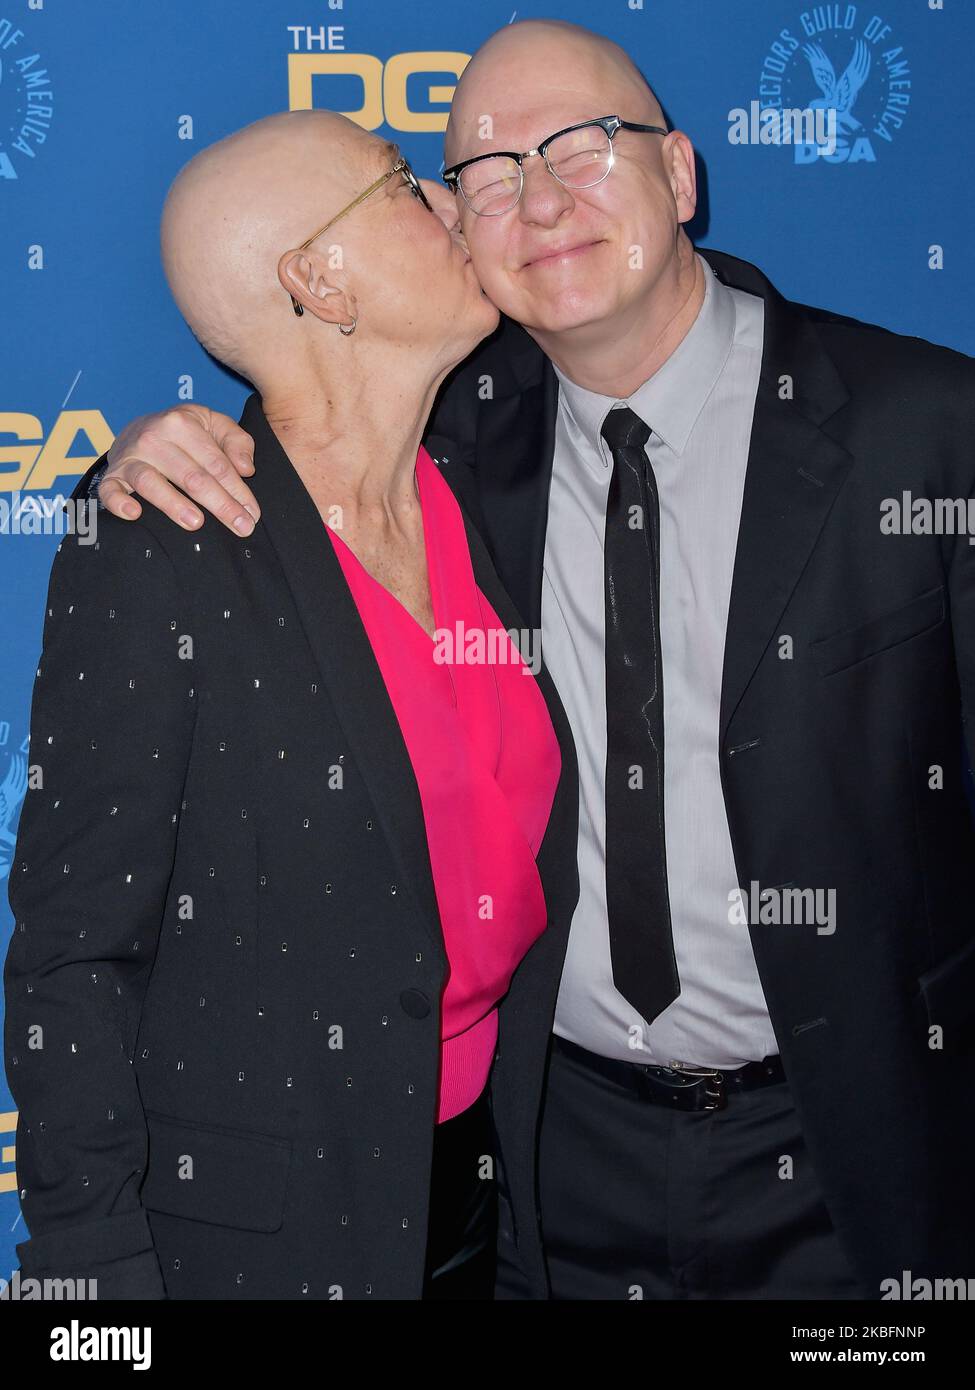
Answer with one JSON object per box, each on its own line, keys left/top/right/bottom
{"left": 699, "top": 250, "right": 854, "bottom": 740}
{"left": 239, "top": 393, "right": 445, "bottom": 959}
{"left": 472, "top": 334, "right": 559, "bottom": 632}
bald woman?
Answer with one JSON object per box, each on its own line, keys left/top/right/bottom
{"left": 4, "top": 109, "right": 579, "bottom": 1300}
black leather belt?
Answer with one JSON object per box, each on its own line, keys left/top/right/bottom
{"left": 553, "top": 1034, "right": 786, "bottom": 1111}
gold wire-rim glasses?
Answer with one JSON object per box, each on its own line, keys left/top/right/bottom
{"left": 289, "top": 153, "right": 432, "bottom": 316}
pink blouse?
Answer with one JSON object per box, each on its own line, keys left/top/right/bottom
{"left": 325, "top": 445, "right": 561, "bottom": 1122}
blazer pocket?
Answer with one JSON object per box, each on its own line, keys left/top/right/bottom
{"left": 913, "top": 935, "right": 975, "bottom": 1039}
{"left": 141, "top": 1111, "right": 292, "bottom": 1232}
{"left": 811, "top": 585, "right": 945, "bottom": 677}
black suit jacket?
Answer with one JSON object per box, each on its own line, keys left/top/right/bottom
{"left": 3, "top": 393, "right": 579, "bottom": 1299}
{"left": 424, "top": 248, "right": 975, "bottom": 1291}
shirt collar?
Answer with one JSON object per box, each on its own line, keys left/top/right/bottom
{"left": 553, "top": 254, "right": 737, "bottom": 468}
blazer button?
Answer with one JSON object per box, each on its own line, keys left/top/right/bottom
{"left": 399, "top": 989, "right": 431, "bottom": 1019}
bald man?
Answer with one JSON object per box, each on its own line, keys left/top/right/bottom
{"left": 85, "top": 19, "right": 975, "bottom": 1300}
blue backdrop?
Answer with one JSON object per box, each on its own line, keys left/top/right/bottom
{"left": 1, "top": 0, "right": 971, "bottom": 1277}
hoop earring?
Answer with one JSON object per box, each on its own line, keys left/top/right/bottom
{"left": 338, "top": 316, "right": 357, "bottom": 336}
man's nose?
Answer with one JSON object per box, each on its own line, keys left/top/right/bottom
{"left": 419, "top": 177, "right": 460, "bottom": 231}
{"left": 518, "top": 156, "right": 575, "bottom": 226}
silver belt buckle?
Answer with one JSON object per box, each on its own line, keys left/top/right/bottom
{"left": 668, "top": 1061, "right": 727, "bottom": 1111}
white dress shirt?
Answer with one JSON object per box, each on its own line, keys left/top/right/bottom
{"left": 543, "top": 254, "right": 780, "bottom": 1068}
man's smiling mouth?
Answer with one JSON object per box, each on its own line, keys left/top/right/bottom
{"left": 522, "top": 239, "right": 603, "bottom": 269}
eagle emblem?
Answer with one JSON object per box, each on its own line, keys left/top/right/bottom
{"left": 802, "top": 38, "right": 872, "bottom": 132}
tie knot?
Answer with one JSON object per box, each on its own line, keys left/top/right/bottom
{"left": 600, "top": 405, "right": 651, "bottom": 453}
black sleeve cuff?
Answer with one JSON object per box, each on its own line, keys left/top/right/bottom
{"left": 16, "top": 1208, "right": 167, "bottom": 1299}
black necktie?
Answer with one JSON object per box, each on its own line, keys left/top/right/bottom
{"left": 600, "top": 405, "right": 680, "bottom": 1025}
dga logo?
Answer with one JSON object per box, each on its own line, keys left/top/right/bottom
{"left": 285, "top": 27, "right": 468, "bottom": 132}
{"left": 758, "top": 6, "right": 911, "bottom": 163}
{"left": 0, "top": 726, "right": 28, "bottom": 883}
{"left": 0, "top": 15, "right": 53, "bottom": 180}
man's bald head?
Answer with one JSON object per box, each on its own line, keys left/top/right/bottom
{"left": 445, "top": 19, "right": 666, "bottom": 166}
{"left": 160, "top": 110, "right": 392, "bottom": 382}
{"left": 441, "top": 18, "right": 698, "bottom": 359}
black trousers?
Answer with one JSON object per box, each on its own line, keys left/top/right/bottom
{"left": 421, "top": 1086, "right": 498, "bottom": 1299}
{"left": 533, "top": 1034, "right": 868, "bottom": 1300}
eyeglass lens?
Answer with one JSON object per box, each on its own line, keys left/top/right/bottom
{"left": 459, "top": 124, "right": 612, "bottom": 215}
